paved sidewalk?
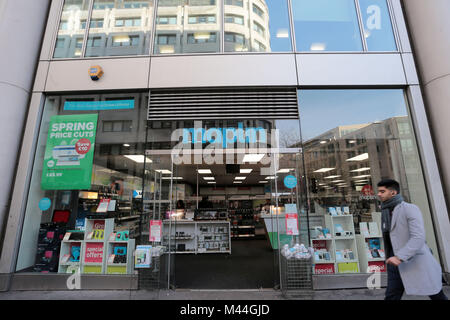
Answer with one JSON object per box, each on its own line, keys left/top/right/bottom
{"left": 0, "top": 286, "right": 448, "bottom": 300}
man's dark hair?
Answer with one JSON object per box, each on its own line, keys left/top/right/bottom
{"left": 377, "top": 179, "right": 400, "bottom": 193}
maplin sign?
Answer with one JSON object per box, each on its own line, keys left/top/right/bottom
{"left": 181, "top": 122, "right": 267, "bottom": 148}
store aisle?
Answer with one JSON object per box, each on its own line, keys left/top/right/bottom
{"left": 174, "top": 239, "right": 275, "bottom": 289}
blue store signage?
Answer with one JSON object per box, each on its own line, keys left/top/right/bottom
{"left": 284, "top": 175, "right": 297, "bottom": 189}
{"left": 39, "top": 197, "right": 52, "bottom": 211}
{"left": 64, "top": 100, "right": 135, "bottom": 111}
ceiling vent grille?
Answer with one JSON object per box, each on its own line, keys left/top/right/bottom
{"left": 148, "top": 87, "right": 299, "bottom": 120}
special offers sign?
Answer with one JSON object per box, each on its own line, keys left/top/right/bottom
{"left": 41, "top": 114, "right": 98, "bottom": 190}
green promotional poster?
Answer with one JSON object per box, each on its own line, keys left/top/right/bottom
{"left": 41, "top": 114, "right": 98, "bottom": 190}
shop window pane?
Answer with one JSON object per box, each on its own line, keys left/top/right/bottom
{"left": 292, "top": 0, "right": 363, "bottom": 52}
{"left": 154, "top": 0, "right": 220, "bottom": 54}
{"left": 253, "top": 4, "right": 264, "bottom": 18}
{"left": 124, "top": 0, "right": 150, "bottom": 8}
{"left": 225, "top": 14, "right": 244, "bottom": 25}
{"left": 299, "top": 89, "right": 439, "bottom": 274}
{"left": 225, "top": 0, "right": 243, "bottom": 7}
{"left": 225, "top": 0, "right": 292, "bottom": 53}
{"left": 53, "top": 0, "right": 90, "bottom": 58}
{"left": 158, "top": 16, "right": 177, "bottom": 24}
{"left": 103, "top": 121, "right": 113, "bottom": 132}
{"left": 189, "top": 0, "right": 216, "bottom": 5}
{"left": 16, "top": 94, "right": 147, "bottom": 274}
{"left": 187, "top": 32, "right": 217, "bottom": 44}
{"left": 85, "top": 0, "right": 154, "bottom": 57}
{"left": 113, "top": 121, "right": 123, "bottom": 132}
{"left": 358, "top": 0, "right": 397, "bottom": 51}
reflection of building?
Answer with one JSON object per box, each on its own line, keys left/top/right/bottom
{"left": 224, "top": 0, "right": 271, "bottom": 52}
{"left": 154, "top": 0, "right": 271, "bottom": 54}
{"left": 304, "top": 117, "right": 424, "bottom": 212}
{"left": 54, "top": 0, "right": 272, "bottom": 57}
{"left": 55, "top": 0, "right": 153, "bottom": 57}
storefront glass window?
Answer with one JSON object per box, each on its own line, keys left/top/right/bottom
{"left": 154, "top": 0, "right": 221, "bottom": 54}
{"left": 298, "top": 89, "right": 439, "bottom": 274}
{"left": 224, "top": 0, "right": 292, "bottom": 53}
{"left": 144, "top": 117, "right": 306, "bottom": 288}
{"left": 53, "top": 0, "right": 90, "bottom": 58}
{"left": 85, "top": 0, "right": 154, "bottom": 57}
{"left": 358, "top": 0, "right": 397, "bottom": 51}
{"left": 292, "top": 0, "right": 363, "bottom": 52}
{"left": 16, "top": 93, "right": 148, "bottom": 274}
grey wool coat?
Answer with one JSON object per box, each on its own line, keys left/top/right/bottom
{"left": 389, "top": 201, "right": 443, "bottom": 295}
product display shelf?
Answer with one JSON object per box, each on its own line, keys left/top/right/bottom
{"left": 58, "top": 240, "right": 84, "bottom": 273}
{"left": 311, "top": 238, "right": 335, "bottom": 273}
{"left": 106, "top": 239, "right": 135, "bottom": 274}
{"left": 325, "top": 214, "right": 360, "bottom": 274}
{"left": 162, "top": 220, "right": 197, "bottom": 254}
{"left": 356, "top": 212, "right": 386, "bottom": 273}
{"left": 80, "top": 218, "right": 114, "bottom": 274}
{"left": 162, "top": 220, "right": 231, "bottom": 254}
{"left": 197, "top": 221, "right": 231, "bottom": 254}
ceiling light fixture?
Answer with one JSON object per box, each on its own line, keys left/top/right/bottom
{"left": 350, "top": 167, "right": 371, "bottom": 172}
{"left": 277, "top": 168, "right": 294, "bottom": 173}
{"left": 243, "top": 154, "right": 265, "bottom": 163}
{"left": 346, "top": 153, "right": 369, "bottom": 162}
{"left": 155, "top": 169, "right": 172, "bottom": 174}
{"left": 124, "top": 155, "right": 152, "bottom": 163}
{"left": 324, "top": 175, "right": 341, "bottom": 179}
{"left": 352, "top": 174, "right": 372, "bottom": 179}
{"left": 313, "top": 168, "right": 335, "bottom": 173}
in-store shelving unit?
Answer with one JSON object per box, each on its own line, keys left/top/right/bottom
{"left": 356, "top": 212, "right": 386, "bottom": 273}
{"left": 311, "top": 212, "right": 360, "bottom": 274}
{"left": 58, "top": 218, "right": 136, "bottom": 274}
{"left": 162, "top": 220, "right": 231, "bottom": 254}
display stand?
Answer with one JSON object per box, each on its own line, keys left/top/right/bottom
{"left": 58, "top": 218, "right": 137, "bottom": 275}
{"left": 106, "top": 239, "right": 135, "bottom": 274}
{"left": 197, "top": 221, "right": 231, "bottom": 254}
{"left": 162, "top": 220, "right": 231, "bottom": 254}
{"left": 58, "top": 240, "right": 84, "bottom": 274}
{"left": 356, "top": 212, "right": 386, "bottom": 273}
{"left": 162, "top": 220, "right": 197, "bottom": 254}
{"left": 81, "top": 218, "right": 114, "bottom": 274}
{"left": 311, "top": 213, "right": 360, "bottom": 274}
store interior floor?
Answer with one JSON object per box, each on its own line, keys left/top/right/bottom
{"left": 174, "top": 238, "right": 276, "bottom": 289}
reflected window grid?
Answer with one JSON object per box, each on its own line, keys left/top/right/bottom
{"left": 53, "top": 0, "right": 398, "bottom": 58}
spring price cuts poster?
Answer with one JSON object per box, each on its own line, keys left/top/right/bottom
{"left": 41, "top": 114, "right": 98, "bottom": 190}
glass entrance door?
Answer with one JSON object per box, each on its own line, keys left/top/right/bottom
{"left": 262, "top": 119, "right": 309, "bottom": 290}
{"left": 142, "top": 148, "right": 178, "bottom": 289}
{"left": 143, "top": 118, "right": 306, "bottom": 290}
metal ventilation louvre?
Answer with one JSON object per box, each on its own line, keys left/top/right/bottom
{"left": 148, "top": 88, "right": 299, "bottom": 120}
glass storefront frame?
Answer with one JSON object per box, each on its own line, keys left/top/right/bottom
{"left": 2, "top": 87, "right": 446, "bottom": 290}
{"left": 51, "top": 0, "right": 401, "bottom": 60}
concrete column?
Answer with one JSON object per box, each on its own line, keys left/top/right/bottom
{"left": 401, "top": 1, "right": 450, "bottom": 205}
{"left": 402, "top": 0, "right": 450, "bottom": 280}
{"left": 0, "top": 1, "right": 51, "bottom": 254}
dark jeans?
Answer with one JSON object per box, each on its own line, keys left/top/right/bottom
{"left": 385, "top": 264, "right": 448, "bottom": 300}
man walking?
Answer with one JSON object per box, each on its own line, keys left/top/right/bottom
{"left": 377, "top": 179, "right": 447, "bottom": 300}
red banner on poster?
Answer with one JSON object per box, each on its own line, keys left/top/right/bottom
{"left": 149, "top": 220, "right": 162, "bottom": 242}
{"left": 285, "top": 213, "right": 299, "bottom": 235}
{"left": 84, "top": 242, "right": 104, "bottom": 263}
